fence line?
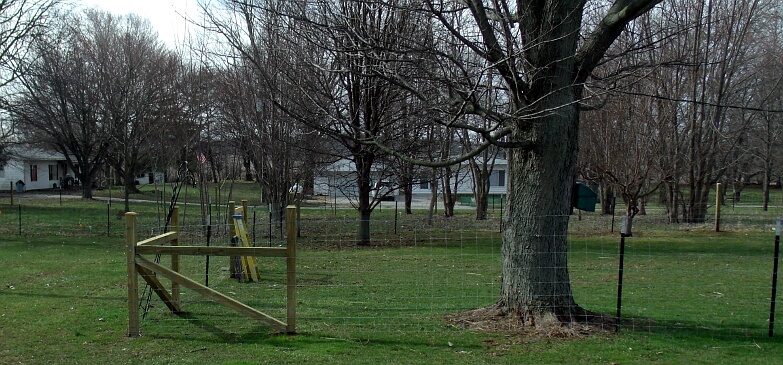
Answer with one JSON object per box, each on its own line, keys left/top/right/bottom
{"left": 2, "top": 194, "right": 782, "bottom": 340}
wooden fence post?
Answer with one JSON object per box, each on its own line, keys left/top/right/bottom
{"left": 715, "top": 183, "right": 722, "bottom": 232}
{"left": 171, "top": 206, "right": 180, "bottom": 305}
{"left": 229, "top": 201, "right": 237, "bottom": 278}
{"left": 286, "top": 205, "right": 297, "bottom": 333}
{"left": 125, "top": 212, "right": 140, "bottom": 337}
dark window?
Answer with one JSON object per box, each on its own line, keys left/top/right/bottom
{"left": 31, "top": 165, "right": 38, "bottom": 182}
{"left": 489, "top": 170, "right": 505, "bottom": 187}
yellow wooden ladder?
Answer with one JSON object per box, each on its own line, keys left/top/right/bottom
{"left": 232, "top": 212, "right": 260, "bottom": 282}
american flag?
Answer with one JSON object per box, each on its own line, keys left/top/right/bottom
{"left": 197, "top": 152, "right": 207, "bottom": 165}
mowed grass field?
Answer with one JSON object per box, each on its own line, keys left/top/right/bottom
{"left": 1, "top": 184, "right": 783, "bottom": 364}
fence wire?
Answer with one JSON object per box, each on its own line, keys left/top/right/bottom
{"left": 2, "top": 193, "right": 781, "bottom": 341}
{"left": 133, "top": 205, "right": 780, "bottom": 340}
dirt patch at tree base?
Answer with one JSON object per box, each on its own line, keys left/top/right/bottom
{"left": 445, "top": 307, "right": 617, "bottom": 340}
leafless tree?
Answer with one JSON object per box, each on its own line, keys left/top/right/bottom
{"left": 651, "top": 0, "right": 774, "bottom": 222}
{"left": 388, "top": 0, "right": 662, "bottom": 325}
{"left": 93, "top": 12, "right": 181, "bottom": 212}
{"left": 578, "top": 12, "right": 672, "bottom": 226}
{"left": 0, "top": 0, "right": 60, "bottom": 158}
{"left": 11, "top": 10, "right": 116, "bottom": 198}
{"left": 12, "top": 9, "right": 181, "bottom": 204}
{"left": 0, "top": 0, "right": 59, "bottom": 90}
{"left": 745, "top": 13, "right": 783, "bottom": 211}
{"left": 201, "top": 0, "right": 430, "bottom": 245}
{"left": 199, "top": 0, "right": 663, "bottom": 326}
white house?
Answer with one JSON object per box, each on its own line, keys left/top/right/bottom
{"left": 313, "top": 159, "right": 395, "bottom": 197}
{"left": 1, "top": 146, "right": 75, "bottom": 192}
{"left": 312, "top": 158, "right": 508, "bottom": 202}
{"left": 134, "top": 172, "right": 165, "bottom": 186}
{"left": 410, "top": 158, "right": 508, "bottom": 199}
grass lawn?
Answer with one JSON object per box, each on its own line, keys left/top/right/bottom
{"left": 1, "top": 190, "right": 783, "bottom": 364}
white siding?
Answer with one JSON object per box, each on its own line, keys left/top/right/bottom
{"left": 1, "top": 159, "right": 25, "bottom": 191}
{"left": 2, "top": 147, "right": 74, "bottom": 191}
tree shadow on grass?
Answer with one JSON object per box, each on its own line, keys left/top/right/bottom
{"left": 616, "top": 315, "right": 783, "bottom": 343}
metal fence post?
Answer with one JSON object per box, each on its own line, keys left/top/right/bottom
{"left": 770, "top": 219, "right": 781, "bottom": 337}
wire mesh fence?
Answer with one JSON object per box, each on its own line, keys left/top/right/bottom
{"left": 130, "top": 204, "right": 780, "bottom": 340}
{"left": 2, "top": 190, "right": 781, "bottom": 341}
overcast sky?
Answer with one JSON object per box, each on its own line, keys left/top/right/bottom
{"left": 76, "top": 0, "right": 199, "bottom": 48}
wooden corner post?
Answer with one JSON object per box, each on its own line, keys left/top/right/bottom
{"left": 286, "top": 205, "right": 297, "bottom": 333}
{"left": 125, "top": 212, "right": 139, "bottom": 337}
{"left": 171, "top": 206, "right": 180, "bottom": 305}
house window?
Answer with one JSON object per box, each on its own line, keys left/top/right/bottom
{"left": 419, "top": 181, "right": 429, "bottom": 189}
{"left": 49, "top": 164, "right": 58, "bottom": 180}
{"left": 30, "top": 164, "right": 38, "bottom": 182}
{"left": 489, "top": 170, "right": 505, "bottom": 187}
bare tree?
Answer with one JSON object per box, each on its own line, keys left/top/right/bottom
{"left": 578, "top": 13, "right": 672, "bottom": 227}
{"left": 651, "top": 0, "right": 774, "bottom": 222}
{"left": 461, "top": 127, "right": 503, "bottom": 220}
{"left": 0, "top": 0, "right": 59, "bottom": 157}
{"left": 12, "top": 9, "right": 181, "bottom": 205}
{"left": 93, "top": 12, "right": 181, "bottom": 212}
{"left": 0, "top": 0, "right": 59, "bottom": 90}
{"left": 375, "top": 0, "right": 663, "bottom": 325}
{"left": 746, "top": 14, "right": 783, "bottom": 211}
{"left": 11, "top": 10, "right": 116, "bottom": 198}
{"left": 201, "top": 0, "right": 430, "bottom": 245}
{"left": 199, "top": 0, "right": 663, "bottom": 326}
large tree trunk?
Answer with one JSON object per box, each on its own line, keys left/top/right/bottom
{"left": 427, "top": 168, "right": 438, "bottom": 226}
{"left": 400, "top": 163, "right": 414, "bottom": 214}
{"left": 403, "top": 183, "right": 413, "bottom": 215}
{"left": 81, "top": 179, "right": 94, "bottom": 199}
{"left": 473, "top": 181, "right": 489, "bottom": 221}
{"left": 475, "top": 194, "right": 488, "bottom": 220}
{"left": 243, "top": 153, "right": 253, "bottom": 181}
{"left": 441, "top": 165, "right": 455, "bottom": 217}
{"left": 355, "top": 155, "right": 374, "bottom": 245}
{"left": 470, "top": 160, "right": 491, "bottom": 220}
{"left": 74, "top": 159, "right": 98, "bottom": 199}
{"left": 499, "top": 103, "right": 584, "bottom": 324}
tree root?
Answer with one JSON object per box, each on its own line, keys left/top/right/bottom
{"left": 445, "top": 305, "right": 616, "bottom": 339}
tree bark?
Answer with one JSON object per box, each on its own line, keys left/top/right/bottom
{"left": 600, "top": 184, "right": 614, "bottom": 215}
{"left": 441, "top": 165, "right": 455, "bottom": 217}
{"left": 355, "top": 154, "right": 374, "bottom": 245}
{"left": 499, "top": 101, "right": 582, "bottom": 322}
{"left": 763, "top": 168, "right": 771, "bottom": 212}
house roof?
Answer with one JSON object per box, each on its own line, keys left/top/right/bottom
{"left": 8, "top": 145, "right": 66, "bottom": 161}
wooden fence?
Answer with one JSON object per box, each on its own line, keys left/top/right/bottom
{"left": 125, "top": 205, "right": 297, "bottom": 337}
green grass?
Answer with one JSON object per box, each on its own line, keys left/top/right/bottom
{"left": 1, "top": 192, "right": 783, "bottom": 364}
